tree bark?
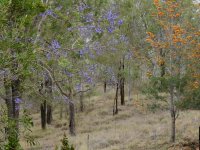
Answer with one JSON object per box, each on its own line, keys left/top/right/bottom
{"left": 69, "top": 87, "right": 75, "bottom": 135}
{"left": 80, "top": 92, "right": 84, "bottom": 112}
{"left": 46, "top": 104, "right": 52, "bottom": 124}
{"left": 40, "top": 100, "right": 46, "bottom": 130}
{"left": 120, "top": 58, "right": 125, "bottom": 105}
{"left": 170, "top": 86, "right": 176, "bottom": 143}
{"left": 69, "top": 101, "right": 75, "bottom": 135}
{"left": 113, "top": 82, "right": 119, "bottom": 115}
{"left": 104, "top": 80, "right": 107, "bottom": 93}
{"left": 128, "top": 63, "right": 132, "bottom": 101}
{"left": 45, "top": 73, "right": 53, "bottom": 124}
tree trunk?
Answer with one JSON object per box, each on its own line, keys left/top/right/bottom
{"left": 47, "top": 104, "right": 52, "bottom": 124}
{"left": 80, "top": 92, "right": 84, "bottom": 112}
{"left": 104, "top": 80, "right": 107, "bottom": 93}
{"left": 120, "top": 58, "right": 125, "bottom": 105}
{"left": 113, "top": 82, "right": 119, "bottom": 115}
{"left": 45, "top": 73, "right": 53, "bottom": 124}
{"left": 69, "top": 102, "right": 75, "bottom": 135}
{"left": 120, "top": 78, "right": 125, "bottom": 105}
{"left": 40, "top": 100, "right": 46, "bottom": 130}
{"left": 128, "top": 63, "right": 132, "bottom": 101}
{"left": 170, "top": 86, "right": 176, "bottom": 143}
{"left": 11, "top": 78, "right": 20, "bottom": 128}
{"left": 68, "top": 87, "right": 75, "bottom": 136}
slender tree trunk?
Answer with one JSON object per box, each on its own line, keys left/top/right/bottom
{"left": 120, "top": 58, "right": 125, "bottom": 105}
{"left": 80, "top": 92, "right": 84, "bottom": 112}
{"left": 45, "top": 73, "right": 53, "bottom": 124}
{"left": 104, "top": 80, "right": 107, "bottom": 93}
{"left": 113, "top": 82, "right": 119, "bottom": 115}
{"left": 128, "top": 63, "right": 132, "bottom": 101}
{"left": 46, "top": 104, "right": 52, "bottom": 124}
{"left": 160, "top": 49, "right": 165, "bottom": 78}
{"left": 40, "top": 100, "right": 46, "bottom": 129}
{"left": 120, "top": 78, "right": 125, "bottom": 105}
{"left": 8, "top": 49, "right": 21, "bottom": 149}
{"left": 69, "top": 87, "right": 75, "bottom": 135}
{"left": 170, "top": 86, "right": 176, "bottom": 143}
{"left": 69, "top": 101, "right": 75, "bottom": 135}
{"left": 11, "top": 78, "right": 20, "bottom": 128}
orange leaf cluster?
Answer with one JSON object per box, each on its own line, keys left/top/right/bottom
{"left": 146, "top": 71, "right": 152, "bottom": 77}
{"left": 192, "top": 81, "right": 199, "bottom": 89}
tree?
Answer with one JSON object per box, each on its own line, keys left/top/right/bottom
{"left": 0, "top": 0, "right": 45, "bottom": 148}
{"left": 146, "top": 0, "right": 197, "bottom": 142}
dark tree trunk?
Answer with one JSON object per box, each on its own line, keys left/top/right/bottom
{"left": 104, "top": 80, "right": 107, "bottom": 93}
{"left": 170, "top": 86, "right": 176, "bottom": 143}
{"left": 113, "top": 82, "right": 119, "bottom": 115}
{"left": 45, "top": 73, "right": 53, "bottom": 124}
{"left": 69, "top": 102, "right": 75, "bottom": 135}
{"left": 47, "top": 104, "right": 52, "bottom": 124}
{"left": 160, "top": 49, "right": 165, "bottom": 78}
{"left": 11, "top": 78, "right": 20, "bottom": 121}
{"left": 68, "top": 86, "right": 75, "bottom": 136}
{"left": 120, "top": 58, "right": 125, "bottom": 105}
{"left": 120, "top": 78, "right": 125, "bottom": 105}
{"left": 40, "top": 100, "right": 46, "bottom": 130}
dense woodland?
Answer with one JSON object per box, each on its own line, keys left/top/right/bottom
{"left": 0, "top": 0, "right": 200, "bottom": 150}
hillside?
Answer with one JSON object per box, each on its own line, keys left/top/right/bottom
{"left": 21, "top": 90, "right": 200, "bottom": 150}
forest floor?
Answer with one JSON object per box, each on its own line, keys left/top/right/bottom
{"left": 20, "top": 89, "right": 200, "bottom": 150}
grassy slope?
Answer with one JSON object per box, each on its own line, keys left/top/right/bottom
{"left": 21, "top": 90, "right": 200, "bottom": 150}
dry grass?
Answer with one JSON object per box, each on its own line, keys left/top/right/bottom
{"left": 20, "top": 89, "right": 200, "bottom": 150}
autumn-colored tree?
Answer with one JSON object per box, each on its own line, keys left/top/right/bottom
{"left": 146, "top": 0, "right": 198, "bottom": 142}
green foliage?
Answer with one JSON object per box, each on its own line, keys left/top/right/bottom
{"left": 178, "top": 88, "right": 200, "bottom": 110}
{"left": 0, "top": 106, "right": 35, "bottom": 149}
{"left": 60, "top": 133, "right": 74, "bottom": 150}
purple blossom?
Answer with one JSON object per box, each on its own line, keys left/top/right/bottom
{"left": 118, "top": 19, "right": 123, "bottom": 26}
{"left": 15, "top": 98, "right": 22, "bottom": 104}
{"left": 56, "top": 5, "right": 63, "bottom": 11}
{"left": 64, "top": 70, "right": 73, "bottom": 77}
{"left": 120, "top": 35, "right": 128, "bottom": 42}
{"left": 79, "top": 46, "right": 89, "bottom": 56}
{"left": 125, "top": 51, "right": 133, "bottom": 60}
{"left": 46, "top": 10, "right": 53, "bottom": 16}
{"left": 93, "top": 42, "right": 102, "bottom": 55}
{"left": 105, "top": 10, "right": 118, "bottom": 22}
{"left": 89, "top": 53, "right": 95, "bottom": 58}
{"left": 79, "top": 50, "right": 84, "bottom": 56}
{"left": 51, "top": 40, "right": 61, "bottom": 50}
{"left": 41, "top": 9, "right": 57, "bottom": 18}
{"left": 107, "top": 26, "right": 115, "bottom": 33}
{"left": 84, "top": 13, "right": 94, "bottom": 22}
{"left": 46, "top": 53, "right": 51, "bottom": 60}
{"left": 78, "top": 4, "right": 89, "bottom": 12}
{"left": 86, "top": 77, "right": 92, "bottom": 83}
{"left": 95, "top": 27, "right": 103, "bottom": 33}
{"left": 75, "top": 83, "right": 81, "bottom": 91}
{"left": 78, "top": 26, "right": 94, "bottom": 39}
